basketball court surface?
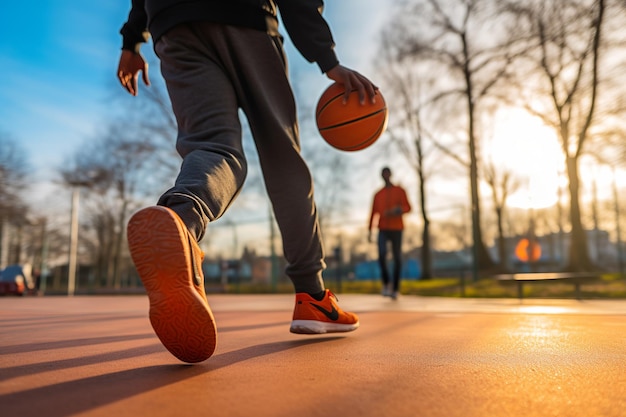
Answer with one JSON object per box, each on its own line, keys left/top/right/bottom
{"left": 2, "top": 294, "right": 625, "bottom": 417}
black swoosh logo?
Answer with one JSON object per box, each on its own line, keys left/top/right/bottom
{"left": 310, "top": 303, "right": 339, "bottom": 321}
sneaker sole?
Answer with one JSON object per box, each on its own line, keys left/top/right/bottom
{"left": 127, "top": 206, "right": 217, "bottom": 363}
{"left": 290, "top": 320, "right": 359, "bottom": 334}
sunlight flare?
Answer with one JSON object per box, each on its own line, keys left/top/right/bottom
{"left": 487, "top": 108, "right": 563, "bottom": 209}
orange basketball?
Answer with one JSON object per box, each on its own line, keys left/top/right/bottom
{"left": 315, "top": 83, "right": 388, "bottom": 151}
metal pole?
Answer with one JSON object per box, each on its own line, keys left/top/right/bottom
{"left": 68, "top": 188, "right": 79, "bottom": 296}
{"left": 39, "top": 218, "right": 49, "bottom": 294}
{"left": 612, "top": 167, "right": 624, "bottom": 276}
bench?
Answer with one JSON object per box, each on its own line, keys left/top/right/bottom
{"left": 493, "top": 272, "right": 600, "bottom": 300}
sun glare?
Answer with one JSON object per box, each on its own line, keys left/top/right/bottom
{"left": 487, "top": 108, "right": 563, "bottom": 209}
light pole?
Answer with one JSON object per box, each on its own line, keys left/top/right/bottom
{"left": 66, "top": 177, "right": 96, "bottom": 296}
{"left": 612, "top": 166, "right": 624, "bottom": 276}
{"left": 67, "top": 186, "right": 81, "bottom": 296}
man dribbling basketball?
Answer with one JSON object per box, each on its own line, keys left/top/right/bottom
{"left": 368, "top": 167, "right": 411, "bottom": 300}
{"left": 117, "top": 0, "right": 378, "bottom": 363}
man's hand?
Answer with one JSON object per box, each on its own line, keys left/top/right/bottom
{"left": 326, "top": 64, "right": 377, "bottom": 105}
{"left": 117, "top": 50, "right": 150, "bottom": 96}
{"left": 385, "top": 206, "right": 404, "bottom": 217}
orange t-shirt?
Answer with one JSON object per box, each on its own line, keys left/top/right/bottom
{"left": 369, "top": 185, "right": 411, "bottom": 231}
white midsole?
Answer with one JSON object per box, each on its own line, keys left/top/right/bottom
{"left": 290, "top": 319, "right": 359, "bottom": 334}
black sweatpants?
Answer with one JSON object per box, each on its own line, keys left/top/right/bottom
{"left": 154, "top": 22, "right": 325, "bottom": 294}
{"left": 377, "top": 230, "right": 403, "bottom": 292}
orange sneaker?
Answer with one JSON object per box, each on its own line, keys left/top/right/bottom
{"left": 290, "top": 289, "right": 359, "bottom": 334}
{"left": 127, "top": 206, "right": 217, "bottom": 363}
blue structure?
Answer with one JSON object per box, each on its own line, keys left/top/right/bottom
{"left": 354, "top": 259, "right": 421, "bottom": 280}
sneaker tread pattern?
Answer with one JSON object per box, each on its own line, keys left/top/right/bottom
{"left": 127, "top": 207, "right": 216, "bottom": 363}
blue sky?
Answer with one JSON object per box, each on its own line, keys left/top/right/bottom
{"left": 0, "top": 1, "right": 391, "bottom": 205}
{"left": 6, "top": 1, "right": 519, "bottom": 258}
{"left": 3, "top": 1, "right": 443, "bottom": 261}
{"left": 0, "top": 1, "right": 416, "bottom": 261}
{"left": 0, "top": 2, "right": 131, "bottom": 180}
{"left": 3, "top": 2, "right": 611, "bottom": 256}
{"left": 0, "top": 1, "right": 500, "bottom": 253}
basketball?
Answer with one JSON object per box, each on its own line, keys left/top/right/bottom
{"left": 315, "top": 83, "right": 388, "bottom": 151}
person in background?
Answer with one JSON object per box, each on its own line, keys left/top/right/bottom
{"left": 368, "top": 167, "right": 411, "bottom": 300}
{"left": 117, "top": 0, "right": 378, "bottom": 363}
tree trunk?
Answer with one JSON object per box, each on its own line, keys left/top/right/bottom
{"left": 566, "top": 156, "right": 593, "bottom": 271}
{"left": 415, "top": 135, "right": 432, "bottom": 279}
{"left": 496, "top": 207, "right": 507, "bottom": 270}
{"left": 419, "top": 177, "right": 432, "bottom": 279}
{"left": 462, "top": 32, "right": 495, "bottom": 276}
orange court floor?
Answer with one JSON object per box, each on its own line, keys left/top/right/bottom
{"left": 1, "top": 294, "right": 625, "bottom": 417}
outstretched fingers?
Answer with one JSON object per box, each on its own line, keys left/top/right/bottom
{"left": 326, "top": 64, "right": 378, "bottom": 105}
{"left": 117, "top": 50, "right": 150, "bottom": 96}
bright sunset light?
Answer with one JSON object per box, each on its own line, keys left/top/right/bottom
{"left": 487, "top": 108, "right": 564, "bottom": 209}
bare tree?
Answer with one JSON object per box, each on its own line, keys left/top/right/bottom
{"left": 502, "top": 0, "right": 622, "bottom": 271}
{"left": 432, "top": 218, "right": 471, "bottom": 252}
{"left": 307, "top": 151, "right": 351, "bottom": 235}
{"left": 0, "top": 133, "right": 30, "bottom": 268}
{"left": 58, "top": 74, "right": 199, "bottom": 288}
{"left": 382, "top": 0, "right": 524, "bottom": 276}
{"left": 0, "top": 133, "right": 29, "bottom": 202}
{"left": 375, "top": 50, "right": 436, "bottom": 279}
{"left": 60, "top": 125, "right": 163, "bottom": 288}
{"left": 483, "top": 160, "right": 521, "bottom": 270}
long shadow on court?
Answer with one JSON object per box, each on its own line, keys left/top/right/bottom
{"left": 0, "top": 343, "right": 165, "bottom": 382}
{"left": 1, "top": 337, "right": 345, "bottom": 417}
{"left": 0, "top": 333, "right": 156, "bottom": 355}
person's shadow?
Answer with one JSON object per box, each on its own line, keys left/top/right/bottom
{"left": 1, "top": 335, "right": 345, "bottom": 417}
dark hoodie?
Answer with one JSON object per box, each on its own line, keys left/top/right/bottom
{"left": 120, "top": 0, "right": 339, "bottom": 72}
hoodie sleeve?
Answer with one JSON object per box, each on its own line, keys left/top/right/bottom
{"left": 120, "top": 0, "right": 150, "bottom": 53}
{"left": 275, "top": 0, "right": 339, "bottom": 73}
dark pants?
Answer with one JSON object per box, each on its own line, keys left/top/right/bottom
{"left": 377, "top": 230, "right": 403, "bottom": 292}
{"left": 153, "top": 22, "right": 324, "bottom": 294}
